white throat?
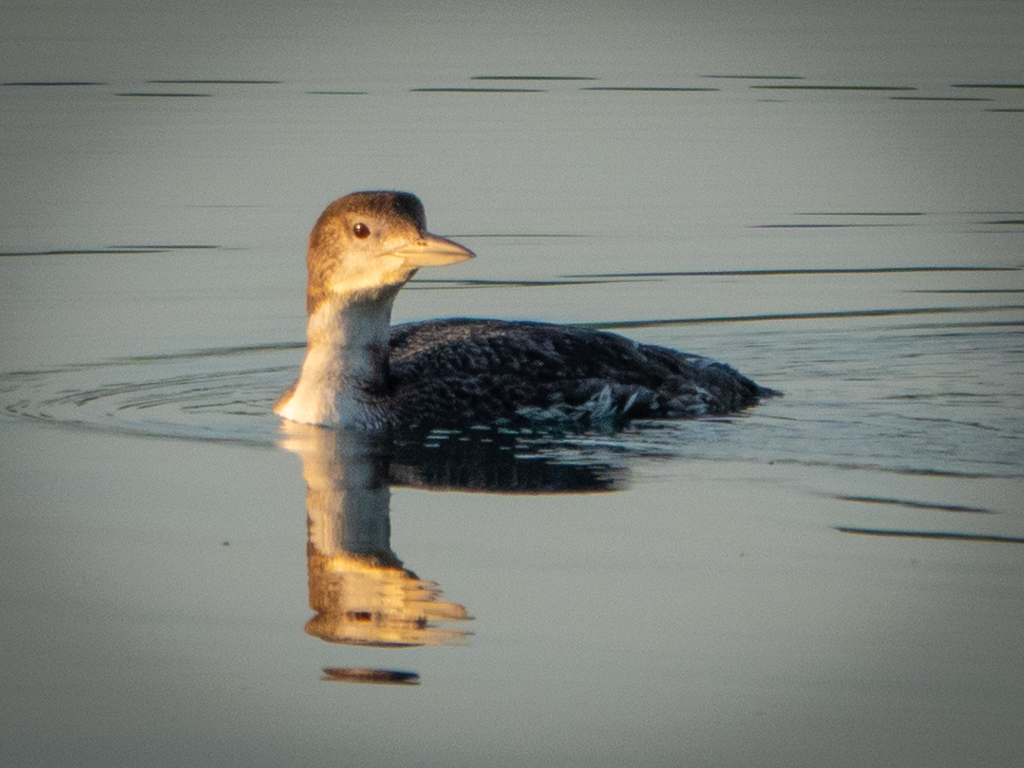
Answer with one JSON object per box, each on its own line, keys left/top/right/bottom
{"left": 274, "top": 293, "right": 395, "bottom": 428}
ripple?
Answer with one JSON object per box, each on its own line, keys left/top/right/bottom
{"left": 2, "top": 320, "right": 1021, "bottom": 480}
{"left": 471, "top": 75, "right": 596, "bottom": 81}
{"left": 117, "top": 92, "right": 213, "bottom": 98}
{"left": 951, "top": 83, "right": 1024, "bottom": 89}
{"left": 410, "top": 87, "right": 545, "bottom": 93}
{"left": 145, "top": 79, "right": 282, "bottom": 85}
{"left": 751, "top": 84, "right": 916, "bottom": 91}
{"left": 2, "top": 81, "right": 105, "bottom": 87}
{"left": 1, "top": 345, "right": 297, "bottom": 447}
{"left": 831, "top": 494, "right": 994, "bottom": 514}
{"left": 582, "top": 86, "right": 718, "bottom": 92}
{"left": 835, "top": 527, "right": 1024, "bottom": 545}
{"left": 582, "top": 304, "right": 1024, "bottom": 330}
{"left": 700, "top": 75, "right": 804, "bottom": 80}
{"left": 565, "top": 266, "right": 1017, "bottom": 279}
{"left": 0, "top": 244, "right": 219, "bottom": 257}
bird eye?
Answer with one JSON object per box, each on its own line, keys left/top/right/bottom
{"left": 353, "top": 222, "right": 371, "bottom": 239}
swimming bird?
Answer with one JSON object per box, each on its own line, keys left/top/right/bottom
{"left": 274, "top": 191, "right": 775, "bottom": 431}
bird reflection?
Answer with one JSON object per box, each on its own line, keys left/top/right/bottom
{"left": 279, "top": 421, "right": 626, "bottom": 681}
{"left": 280, "top": 423, "right": 472, "bottom": 649}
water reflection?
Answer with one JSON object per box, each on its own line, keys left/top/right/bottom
{"left": 279, "top": 423, "right": 473, "bottom": 652}
{"left": 279, "top": 422, "right": 625, "bottom": 681}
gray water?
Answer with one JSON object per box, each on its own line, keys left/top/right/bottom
{"left": 2, "top": 2, "right": 1023, "bottom": 767}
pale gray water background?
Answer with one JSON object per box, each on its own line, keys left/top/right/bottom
{"left": 2, "top": 1, "right": 1024, "bottom": 766}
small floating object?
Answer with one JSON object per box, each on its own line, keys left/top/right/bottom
{"left": 322, "top": 667, "right": 421, "bottom": 686}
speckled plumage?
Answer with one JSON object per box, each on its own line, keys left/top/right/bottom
{"left": 384, "top": 318, "right": 770, "bottom": 430}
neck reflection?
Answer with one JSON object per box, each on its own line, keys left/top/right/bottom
{"left": 278, "top": 421, "right": 627, "bottom": 683}
{"left": 280, "top": 423, "right": 472, "bottom": 651}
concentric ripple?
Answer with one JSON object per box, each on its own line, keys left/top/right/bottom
{"left": 2, "top": 319, "right": 1022, "bottom": 479}
{"left": 0, "top": 343, "right": 301, "bottom": 446}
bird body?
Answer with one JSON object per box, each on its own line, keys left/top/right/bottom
{"left": 275, "top": 192, "right": 775, "bottom": 431}
{"left": 386, "top": 318, "right": 768, "bottom": 430}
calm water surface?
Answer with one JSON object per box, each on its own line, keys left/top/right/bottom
{"left": 2, "top": 2, "right": 1023, "bottom": 767}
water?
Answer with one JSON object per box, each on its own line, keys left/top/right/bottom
{"left": 2, "top": 2, "right": 1024, "bottom": 767}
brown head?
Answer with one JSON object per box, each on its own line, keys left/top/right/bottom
{"left": 304, "top": 191, "right": 474, "bottom": 316}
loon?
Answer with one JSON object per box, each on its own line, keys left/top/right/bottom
{"left": 274, "top": 191, "right": 775, "bottom": 431}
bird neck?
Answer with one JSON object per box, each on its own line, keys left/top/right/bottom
{"left": 276, "top": 292, "right": 395, "bottom": 428}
